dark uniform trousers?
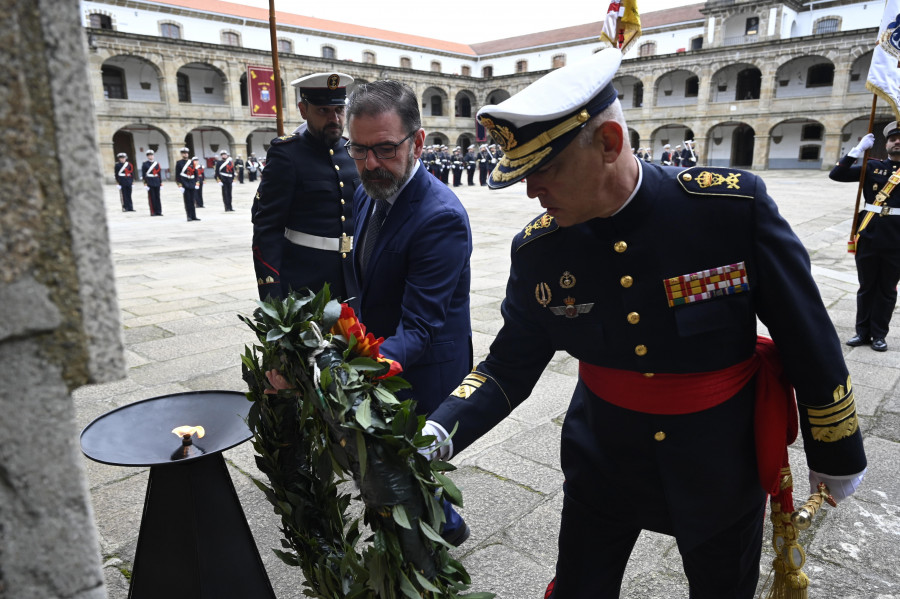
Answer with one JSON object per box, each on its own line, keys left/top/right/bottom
{"left": 175, "top": 159, "right": 198, "bottom": 220}
{"left": 251, "top": 130, "right": 360, "bottom": 306}
{"left": 830, "top": 156, "right": 900, "bottom": 339}
{"left": 216, "top": 160, "right": 235, "bottom": 211}
{"left": 430, "top": 162, "right": 866, "bottom": 598}
{"left": 141, "top": 160, "right": 162, "bottom": 215}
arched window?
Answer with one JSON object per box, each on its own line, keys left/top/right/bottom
{"left": 400, "top": 57, "right": 412, "bottom": 68}
{"left": 102, "top": 65, "right": 126, "bottom": 99}
{"left": 482, "top": 66, "right": 493, "bottom": 78}
{"left": 552, "top": 54, "right": 566, "bottom": 69}
{"left": 177, "top": 72, "right": 191, "bottom": 103}
{"left": 431, "top": 61, "right": 442, "bottom": 73}
{"left": 363, "top": 51, "right": 376, "bottom": 64}
{"left": 515, "top": 60, "right": 528, "bottom": 73}
{"left": 814, "top": 17, "right": 840, "bottom": 34}
{"left": 160, "top": 22, "right": 181, "bottom": 39}
{"left": 806, "top": 63, "right": 834, "bottom": 87}
{"left": 639, "top": 41, "right": 656, "bottom": 57}
{"left": 461, "top": 65, "right": 471, "bottom": 77}
{"left": 277, "top": 38, "right": 293, "bottom": 54}
{"left": 222, "top": 31, "right": 240, "bottom": 46}
{"left": 322, "top": 46, "right": 336, "bottom": 59}
{"left": 89, "top": 13, "right": 113, "bottom": 29}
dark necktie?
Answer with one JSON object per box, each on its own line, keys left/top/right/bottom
{"left": 360, "top": 199, "right": 388, "bottom": 274}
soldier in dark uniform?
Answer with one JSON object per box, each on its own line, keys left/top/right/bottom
{"left": 174, "top": 148, "right": 200, "bottom": 221}
{"left": 251, "top": 72, "right": 360, "bottom": 306}
{"left": 215, "top": 150, "right": 235, "bottom": 212}
{"left": 418, "top": 48, "right": 866, "bottom": 598}
{"left": 235, "top": 155, "right": 245, "bottom": 183}
{"left": 141, "top": 150, "right": 163, "bottom": 216}
{"left": 673, "top": 144, "right": 683, "bottom": 166}
{"left": 681, "top": 140, "right": 697, "bottom": 167}
{"left": 192, "top": 156, "right": 205, "bottom": 208}
{"left": 829, "top": 123, "right": 900, "bottom": 352}
{"left": 478, "top": 144, "right": 491, "bottom": 186}
{"left": 115, "top": 152, "right": 135, "bottom": 212}
{"left": 451, "top": 146, "right": 464, "bottom": 187}
{"left": 660, "top": 144, "right": 673, "bottom": 166}
{"left": 439, "top": 145, "right": 451, "bottom": 185}
{"left": 247, "top": 153, "right": 260, "bottom": 182}
{"left": 465, "top": 144, "right": 477, "bottom": 185}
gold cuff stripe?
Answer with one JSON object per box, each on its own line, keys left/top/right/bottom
{"left": 503, "top": 110, "right": 590, "bottom": 160}
{"left": 808, "top": 403, "right": 857, "bottom": 426}
{"left": 806, "top": 394, "right": 855, "bottom": 418}
{"left": 493, "top": 148, "right": 553, "bottom": 182}
{"left": 811, "top": 416, "right": 859, "bottom": 443}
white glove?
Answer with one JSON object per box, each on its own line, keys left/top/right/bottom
{"left": 218, "top": 181, "right": 223, "bottom": 186}
{"left": 179, "top": 187, "right": 185, "bottom": 194}
{"left": 809, "top": 467, "right": 866, "bottom": 503}
{"left": 117, "top": 185, "right": 122, "bottom": 190}
{"left": 848, "top": 133, "right": 875, "bottom": 158}
{"left": 418, "top": 420, "right": 453, "bottom": 460}
{"left": 144, "top": 186, "right": 149, "bottom": 190}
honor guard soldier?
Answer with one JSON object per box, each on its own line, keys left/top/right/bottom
{"left": 174, "top": 148, "right": 199, "bottom": 221}
{"left": 465, "top": 144, "right": 477, "bottom": 185}
{"left": 829, "top": 122, "right": 900, "bottom": 352}
{"left": 681, "top": 140, "right": 697, "bottom": 167}
{"left": 192, "top": 156, "right": 205, "bottom": 208}
{"left": 439, "top": 145, "right": 451, "bottom": 184}
{"left": 234, "top": 155, "right": 245, "bottom": 183}
{"left": 478, "top": 144, "right": 491, "bottom": 186}
{"left": 115, "top": 152, "right": 135, "bottom": 212}
{"left": 251, "top": 72, "right": 360, "bottom": 306}
{"left": 141, "top": 150, "right": 163, "bottom": 216}
{"left": 215, "top": 150, "right": 236, "bottom": 211}
{"left": 417, "top": 49, "right": 866, "bottom": 598}
{"left": 673, "top": 144, "right": 683, "bottom": 166}
{"left": 660, "top": 144, "right": 673, "bottom": 166}
{"left": 451, "top": 146, "right": 464, "bottom": 187}
{"left": 247, "top": 153, "right": 260, "bottom": 182}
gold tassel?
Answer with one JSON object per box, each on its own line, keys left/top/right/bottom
{"left": 766, "top": 505, "right": 809, "bottom": 599}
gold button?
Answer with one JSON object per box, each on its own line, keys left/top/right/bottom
{"left": 614, "top": 241, "right": 628, "bottom": 253}
{"left": 654, "top": 431, "right": 666, "bottom": 441}
{"left": 341, "top": 252, "right": 347, "bottom": 258}
{"left": 643, "top": 372, "right": 654, "bottom": 378}
{"left": 620, "top": 275, "right": 633, "bottom": 288}
{"left": 341, "top": 199, "right": 345, "bottom": 204}
{"left": 341, "top": 216, "right": 346, "bottom": 221}
{"left": 340, "top": 181, "right": 344, "bottom": 187}
{"left": 335, "top": 165, "right": 340, "bottom": 170}
{"left": 627, "top": 312, "right": 640, "bottom": 324}
{"left": 635, "top": 344, "right": 647, "bottom": 356}
{"left": 329, "top": 149, "right": 334, "bottom": 155}
{"left": 682, "top": 173, "right": 692, "bottom": 182}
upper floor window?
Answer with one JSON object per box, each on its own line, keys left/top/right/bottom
{"left": 400, "top": 56, "right": 412, "bottom": 68}
{"left": 177, "top": 72, "right": 191, "bottom": 103}
{"left": 745, "top": 17, "right": 759, "bottom": 36}
{"left": 363, "top": 51, "right": 376, "bottom": 64}
{"left": 814, "top": 18, "right": 840, "bottom": 34}
{"left": 461, "top": 65, "right": 471, "bottom": 77}
{"left": 690, "top": 36, "right": 703, "bottom": 50}
{"left": 639, "top": 41, "right": 656, "bottom": 57}
{"left": 684, "top": 76, "right": 699, "bottom": 97}
{"left": 552, "top": 54, "right": 566, "bottom": 69}
{"left": 515, "top": 60, "right": 528, "bottom": 73}
{"left": 807, "top": 63, "right": 834, "bottom": 87}
{"left": 277, "top": 38, "right": 293, "bottom": 54}
{"left": 482, "top": 65, "right": 493, "bottom": 78}
{"left": 322, "top": 46, "right": 336, "bottom": 59}
{"left": 89, "top": 13, "right": 113, "bottom": 29}
{"left": 431, "top": 61, "right": 442, "bottom": 73}
{"left": 102, "top": 65, "right": 126, "bottom": 99}
{"left": 160, "top": 22, "right": 181, "bottom": 39}
{"left": 222, "top": 31, "right": 240, "bottom": 46}
{"left": 801, "top": 124, "right": 824, "bottom": 141}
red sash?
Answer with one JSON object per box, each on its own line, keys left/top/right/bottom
{"left": 578, "top": 336, "right": 797, "bottom": 495}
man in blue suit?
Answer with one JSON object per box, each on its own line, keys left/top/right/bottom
{"left": 346, "top": 80, "right": 473, "bottom": 546}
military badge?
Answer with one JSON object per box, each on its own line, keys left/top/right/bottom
{"left": 525, "top": 214, "right": 554, "bottom": 237}
{"left": 549, "top": 297, "right": 594, "bottom": 318}
{"left": 664, "top": 262, "right": 749, "bottom": 307}
{"left": 559, "top": 271, "right": 576, "bottom": 289}
{"left": 697, "top": 170, "right": 741, "bottom": 190}
{"left": 327, "top": 74, "right": 340, "bottom": 89}
{"left": 535, "top": 282, "right": 551, "bottom": 307}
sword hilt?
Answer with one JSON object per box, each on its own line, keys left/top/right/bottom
{"left": 791, "top": 482, "right": 836, "bottom": 530}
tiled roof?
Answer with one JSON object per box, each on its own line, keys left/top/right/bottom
{"left": 472, "top": 4, "right": 706, "bottom": 54}
{"left": 149, "top": 0, "right": 477, "bottom": 55}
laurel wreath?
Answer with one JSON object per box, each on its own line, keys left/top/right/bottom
{"left": 240, "top": 287, "right": 492, "bottom": 598}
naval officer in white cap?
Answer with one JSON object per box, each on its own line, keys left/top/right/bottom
{"left": 251, "top": 72, "right": 361, "bottom": 307}
{"left": 420, "top": 48, "right": 866, "bottom": 598}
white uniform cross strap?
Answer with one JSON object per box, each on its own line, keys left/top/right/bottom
{"left": 145, "top": 161, "right": 159, "bottom": 176}
{"left": 118, "top": 162, "right": 131, "bottom": 177}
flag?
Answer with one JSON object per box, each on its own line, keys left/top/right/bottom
{"left": 599, "top": 0, "right": 642, "bottom": 54}
{"left": 867, "top": 0, "right": 900, "bottom": 120}
{"left": 247, "top": 65, "right": 278, "bottom": 118}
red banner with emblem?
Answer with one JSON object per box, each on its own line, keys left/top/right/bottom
{"left": 248, "top": 65, "right": 277, "bottom": 118}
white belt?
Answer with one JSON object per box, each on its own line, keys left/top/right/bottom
{"left": 145, "top": 174, "right": 159, "bottom": 177}
{"left": 284, "top": 228, "right": 353, "bottom": 252}
{"left": 863, "top": 204, "right": 900, "bottom": 216}
{"left": 219, "top": 172, "right": 233, "bottom": 178}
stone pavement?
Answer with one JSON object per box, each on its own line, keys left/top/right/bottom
{"left": 74, "top": 170, "right": 900, "bottom": 598}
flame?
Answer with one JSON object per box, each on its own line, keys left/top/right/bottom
{"left": 172, "top": 425, "right": 206, "bottom": 439}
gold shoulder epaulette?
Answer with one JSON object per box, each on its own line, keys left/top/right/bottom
{"left": 677, "top": 167, "right": 755, "bottom": 199}
{"left": 514, "top": 212, "right": 558, "bottom": 252}
{"left": 271, "top": 133, "right": 299, "bottom": 145}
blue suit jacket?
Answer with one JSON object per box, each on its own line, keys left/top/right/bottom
{"left": 352, "top": 164, "right": 473, "bottom": 414}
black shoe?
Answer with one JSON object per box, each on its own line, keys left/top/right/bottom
{"left": 125, "top": 209, "right": 136, "bottom": 212}
{"left": 846, "top": 334, "right": 870, "bottom": 347}
{"left": 440, "top": 520, "right": 470, "bottom": 547}
{"left": 872, "top": 338, "right": 888, "bottom": 352}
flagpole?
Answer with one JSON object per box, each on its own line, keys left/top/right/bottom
{"left": 268, "top": 0, "right": 284, "bottom": 137}
{"left": 848, "top": 94, "right": 878, "bottom": 249}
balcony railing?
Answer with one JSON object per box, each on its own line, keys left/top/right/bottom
{"left": 723, "top": 34, "right": 758, "bottom": 46}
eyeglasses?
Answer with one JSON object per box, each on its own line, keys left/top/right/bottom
{"left": 345, "top": 131, "right": 416, "bottom": 160}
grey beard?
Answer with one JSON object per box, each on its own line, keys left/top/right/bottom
{"left": 360, "top": 146, "right": 415, "bottom": 200}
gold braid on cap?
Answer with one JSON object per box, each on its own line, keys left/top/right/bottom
{"left": 503, "top": 109, "right": 591, "bottom": 160}
{"left": 492, "top": 148, "right": 553, "bottom": 182}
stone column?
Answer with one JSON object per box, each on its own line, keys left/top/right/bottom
{"left": 823, "top": 131, "right": 844, "bottom": 170}
{"left": 753, "top": 134, "right": 771, "bottom": 170}
{"left": 0, "top": 0, "right": 125, "bottom": 597}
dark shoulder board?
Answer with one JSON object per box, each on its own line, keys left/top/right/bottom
{"left": 270, "top": 133, "right": 301, "bottom": 146}
{"left": 676, "top": 166, "right": 756, "bottom": 200}
{"left": 513, "top": 212, "right": 558, "bottom": 252}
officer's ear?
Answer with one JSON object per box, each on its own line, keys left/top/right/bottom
{"left": 594, "top": 121, "right": 625, "bottom": 164}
